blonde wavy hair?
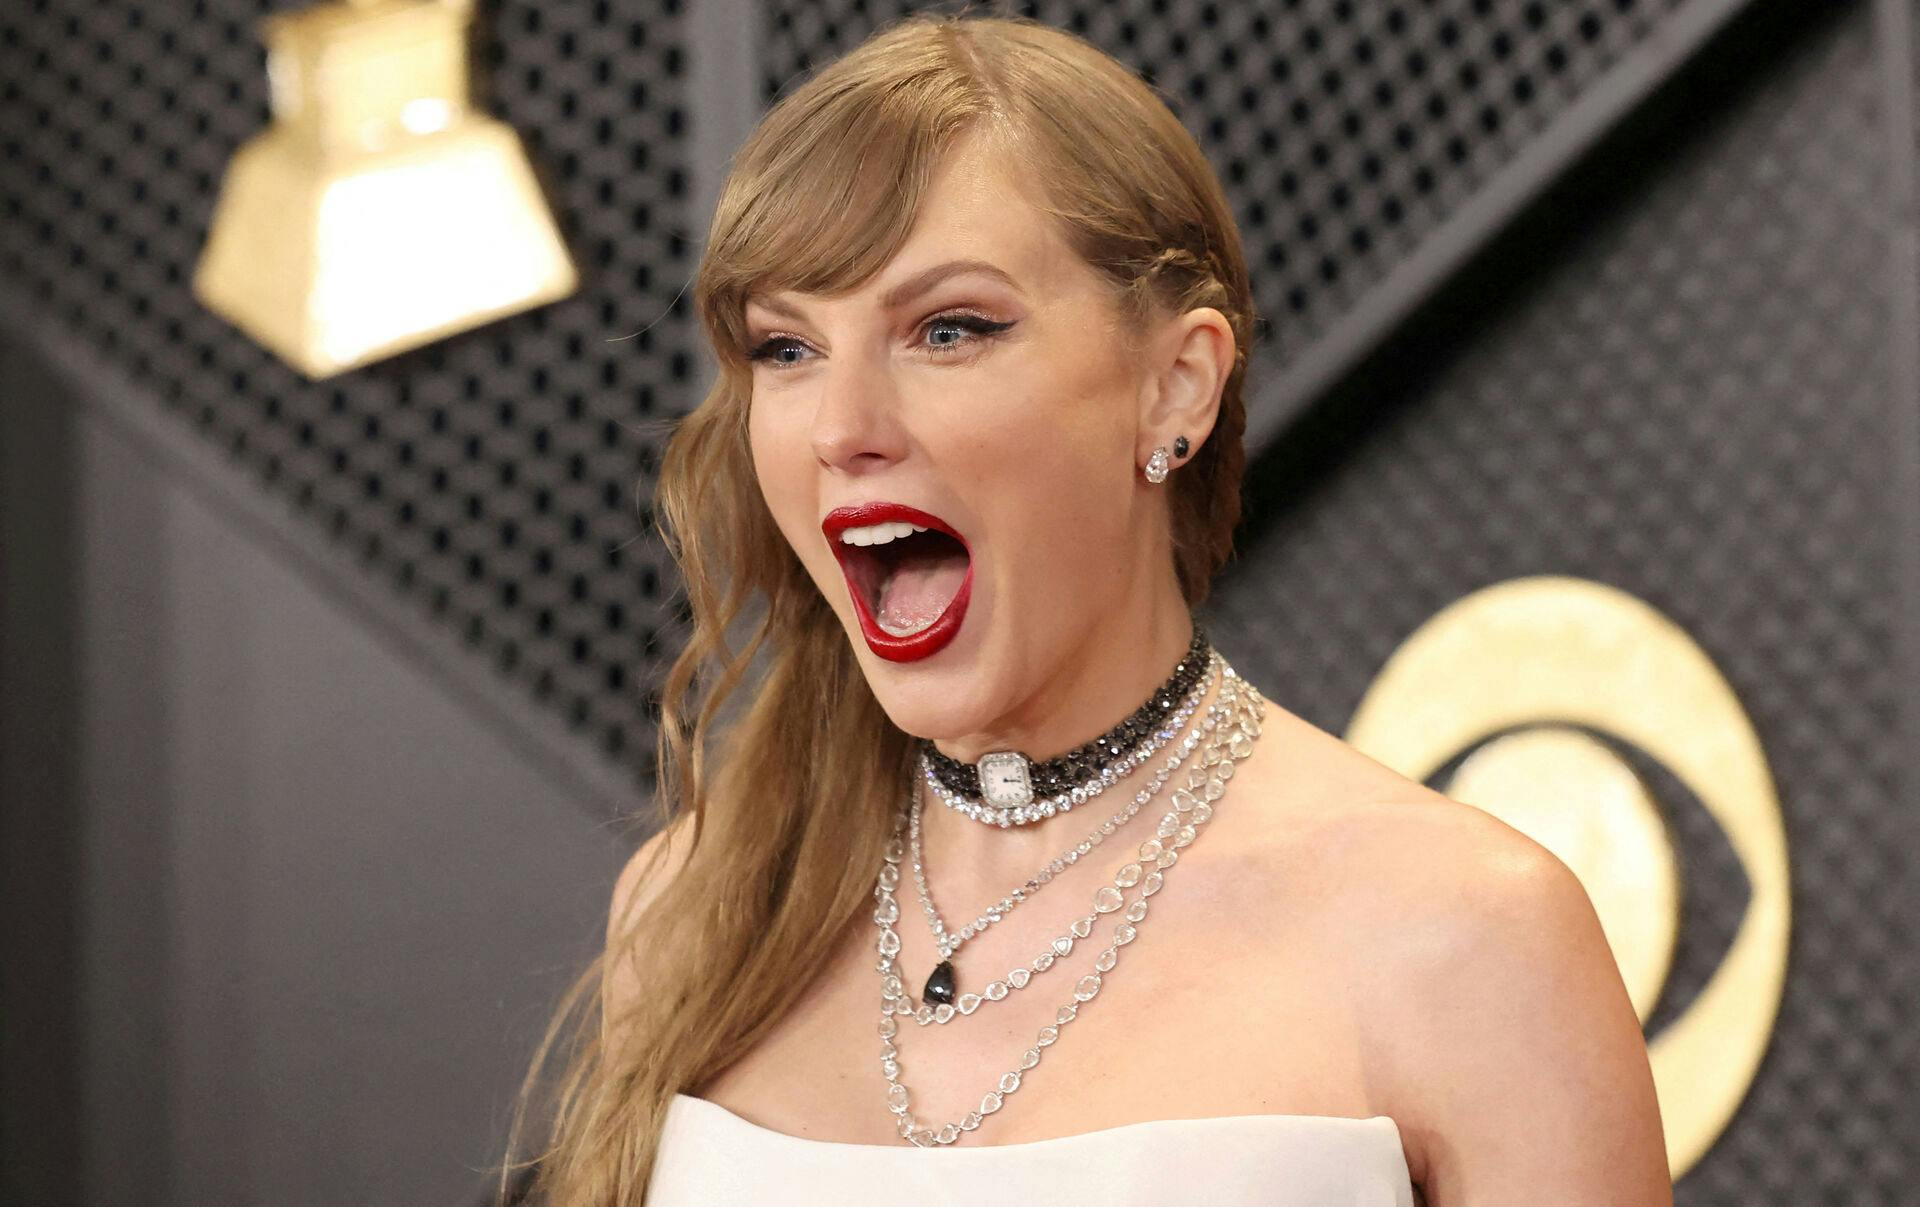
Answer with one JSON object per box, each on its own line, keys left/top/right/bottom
{"left": 500, "top": 10, "right": 1258, "bottom": 1202}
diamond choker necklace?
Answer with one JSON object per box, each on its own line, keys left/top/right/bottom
{"left": 915, "top": 623, "right": 1211, "bottom": 827}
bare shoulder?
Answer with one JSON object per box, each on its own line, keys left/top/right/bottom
{"left": 604, "top": 812, "right": 698, "bottom": 1040}
{"left": 1230, "top": 707, "right": 1669, "bottom": 1201}
{"left": 1225, "top": 699, "right": 1597, "bottom": 931}
{"left": 609, "top": 811, "right": 697, "bottom": 943}
{"left": 1227, "top": 701, "right": 1547, "bottom": 917}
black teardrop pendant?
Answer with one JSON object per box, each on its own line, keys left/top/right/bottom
{"left": 923, "top": 959, "right": 957, "bottom": 1006}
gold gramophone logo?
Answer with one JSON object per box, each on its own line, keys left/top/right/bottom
{"left": 1345, "top": 575, "right": 1789, "bottom": 1180}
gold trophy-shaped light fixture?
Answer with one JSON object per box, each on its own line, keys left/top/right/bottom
{"left": 194, "top": 0, "right": 578, "bottom": 378}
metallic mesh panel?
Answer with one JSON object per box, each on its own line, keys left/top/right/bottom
{"left": 1206, "top": 2, "right": 1913, "bottom": 1198}
{"left": 0, "top": 0, "right": 696, "bottom": 782}
{"left": 764, "top": 0, "right": 1690, "bottom": 368}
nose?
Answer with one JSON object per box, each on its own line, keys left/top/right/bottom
{"left": 809, "top": 347, "right": 908, "bottom": 473}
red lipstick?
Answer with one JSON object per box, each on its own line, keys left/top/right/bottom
{"left": 820, "top": 502, "right": 972, "bottom": 663}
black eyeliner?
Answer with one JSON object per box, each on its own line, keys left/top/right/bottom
{"left": 745, "top": 312, "right": 1014, "bottom": 365}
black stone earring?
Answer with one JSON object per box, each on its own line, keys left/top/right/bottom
{"left": 1173, "top": 435, "right": 1190, "bottom": 459}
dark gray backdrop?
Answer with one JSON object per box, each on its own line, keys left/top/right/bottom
{"left": 2, "top": 0, "right": 1914, "bottom": 1203}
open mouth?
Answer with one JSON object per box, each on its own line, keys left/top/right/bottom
{"left": 823, "top": 503, "right": 973, "bottom": 662}
{"left": 841, "top": 526, "right": 970, "bottom": 635}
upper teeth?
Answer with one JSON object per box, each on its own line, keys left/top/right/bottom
{"left": 840, "top": 521, "right": 928, "bottom": 546}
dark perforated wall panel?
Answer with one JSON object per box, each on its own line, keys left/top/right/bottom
{"left": 0, "top": 0, "right": 697, "bottom": 783}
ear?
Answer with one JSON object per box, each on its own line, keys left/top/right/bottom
{"left": 1136, "top": 307, "right": 1235, "bottom": 472}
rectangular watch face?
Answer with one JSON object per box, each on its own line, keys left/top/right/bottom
{"left": 976, "top": 751, "right": 1034, "bottom": 809}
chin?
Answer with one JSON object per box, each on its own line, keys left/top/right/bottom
{"left": 864, "top": 684, "right": 994, "bottom": 745}
{"left": 819, "top": 606, "right": 994, "bottom": 738}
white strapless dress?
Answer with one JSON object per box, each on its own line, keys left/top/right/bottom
{"left": 647, "top": 1092, "right": 1416, "bottom": 1205}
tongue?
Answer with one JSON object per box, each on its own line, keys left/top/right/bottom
{"left": 876, "top": 547, "right": 968, "bottom": 635}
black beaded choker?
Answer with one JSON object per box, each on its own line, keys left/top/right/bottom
{"left": 917, "top": 623, "right": 1210, "bottom": 808}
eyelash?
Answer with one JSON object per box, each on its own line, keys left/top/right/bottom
{"left": 745, "top": 312, "right": 1015, "bottom": 369}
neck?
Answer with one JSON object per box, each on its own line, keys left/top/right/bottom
{"left": 931, "top": 593, "right": 1199, "bottom": 768}
{"left": 916, "top": 596, "right": 1211, "bottom": 885}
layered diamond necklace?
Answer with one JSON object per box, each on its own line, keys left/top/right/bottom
{"left": 905, "top": 651, "right": 1219, "bottom": 1007}
{"left": 868, "top": 650, "right": 1265, "bottom": 1146}
{"left": 916, "top": 624, "right": 1212, "bottom": 827}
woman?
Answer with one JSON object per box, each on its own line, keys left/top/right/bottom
{"left": 506, "top": 13, "right": 1670, "bottom": 1205}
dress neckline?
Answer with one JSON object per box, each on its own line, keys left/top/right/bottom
{"left": 670, "top": 1091, "right": 1406, "bottom": 1156}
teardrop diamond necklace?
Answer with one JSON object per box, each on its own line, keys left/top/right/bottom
{"left": 906, "top": 651, "right": 1220, "bottom": 1008}
{"left": 870, "top": 657, "right": 1266, "bottom": 1145}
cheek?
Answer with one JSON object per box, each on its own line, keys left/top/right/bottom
{"left": 961, "top": 345, "right": 1134, "bottom": 474}
{"left": 747, "top": 400, "right": 819, "bottom": 556}
{"left": 967, "top": 385, "right": 1137, "bottom": 587}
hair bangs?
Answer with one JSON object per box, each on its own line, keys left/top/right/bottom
{"left": 698, "top": 63, "right": 1006, "bottom": 373}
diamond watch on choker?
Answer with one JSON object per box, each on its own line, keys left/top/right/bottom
{"left": 915, "top": 623, "right": 1211, "bottom": 828}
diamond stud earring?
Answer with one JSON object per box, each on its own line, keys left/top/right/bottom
{"left": 1173, "top": 435, "right": 1189, "bottom": 459}
{"left": 1144, "top": 446, "right": 1171, "bottom": 483}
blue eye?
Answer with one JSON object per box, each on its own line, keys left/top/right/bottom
{"left": 921, "top": 313, "right": 1015, "bottom": 353}
{"left": 745, "top": 336, "right": 809, "bottom": 367}
{"left": 745, "top": 312, "right": 1014, "bottom": 369}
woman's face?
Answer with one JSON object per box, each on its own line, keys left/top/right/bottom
{"left": 744, "top": 137, "right": 1206, "bottom": 745}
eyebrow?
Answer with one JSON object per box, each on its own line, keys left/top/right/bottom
{"left": 747, "top": 258, "right": 1023, "bottom": 323}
